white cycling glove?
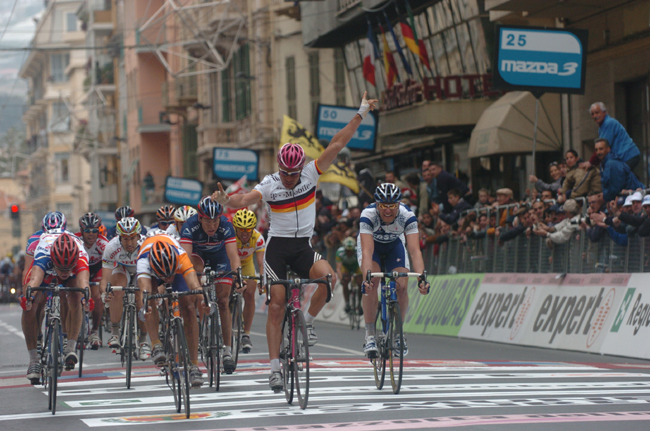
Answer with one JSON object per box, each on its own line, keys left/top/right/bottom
{"left": 357, "top": 96, "right": 371, "bottom": 119}
{"left": 212, "top": 190, "right": 230, "bottom": 205}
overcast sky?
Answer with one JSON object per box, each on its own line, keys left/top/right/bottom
{"left": 0, "top": 0, "right": 46, "bottom": 94}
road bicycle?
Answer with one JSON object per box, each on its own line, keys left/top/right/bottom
{"left": 364, "top": 269, "right": 427, "bottom": 394}
{"left": 142, "top": 286, "right": 212, "bottom": 418}
{"left": 241, "top": 273, "right": 268, "bottom": 353}
{"left": 76, "top": 282, "right": 99, "bottom": 377}
{"left": 105, "top": 283, "right": 140, "bottom": 389}
{"left": 228, "top": 267, "right": 244, "bottom": 367}
{"left": 27, "top": 284, "right": 89, "bottom": 415}
{"left": 347, "top": 278, "right": 362, "bottom": 330}
{"left": 271, "top": 274, "right": 331, "bottom": 410}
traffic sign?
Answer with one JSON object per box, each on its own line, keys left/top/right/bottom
{"left": 493, "top": 26, "right": 588, "bottom": 94}
{"left": 164, "top": 176, "right": 203, "bottom": 206}
{"left": 213, "top": 148, "right": 258, "bottom": 181}
{"left": 317, "top": 104, "right": 377, "bottom": 151}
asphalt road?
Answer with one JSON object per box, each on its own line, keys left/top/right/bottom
{"left": 2, "top": 303, "right": 650, "bottom": 431}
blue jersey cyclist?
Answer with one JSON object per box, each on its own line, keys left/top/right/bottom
{"left": 359, "top": 183, "right": 430, "bottom": 359}
{"left": 212, "top": 91, "right": 379, "bottom": 392}
{"left": 180, "top": 196, "right": 241, "bottom": 374}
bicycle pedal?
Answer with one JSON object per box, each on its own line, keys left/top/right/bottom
{"left": 242, "top": 347, "right": 250, "bottom": 354}
{"left": 273, "top": 388, "right": 282, "bottom": 394}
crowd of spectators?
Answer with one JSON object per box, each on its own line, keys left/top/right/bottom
{"left": 308, "top": 101, "right": 647, "bottom": 268}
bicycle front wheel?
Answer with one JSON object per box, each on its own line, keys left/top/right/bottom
{"left": 349, "top": 285, "right": 361, "bottom": 330}
{"left": 124, "top": 307, "right": 135, "bottom": 389}
{"left": 230, "top": 295, "right": 243, "bottom": 369}
{"left": 388, "top": 302, "right": 403, "bottom": 394}
{"left": 209, "top": 311, "right": 221, "bottom": 391}
{"left": 293, "top": 310, "right": 310, "bottom": 410}
{"left": 280, "top": 315, "right": 293, "bottom": 404}
{"left": 77, "top": 312, "right": 87, "bottom": 378}
{"left": 49, "top": 323, "right": 60, "bottom": 414}
{"left": 173, "top": 321, "right": 191, "bottom": 418}
{"left": 372, "top": 305, "right": 386, "bottom": 390}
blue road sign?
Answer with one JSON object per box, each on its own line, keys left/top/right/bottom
{"left": 164, "top": 176, "right": 203, "bottom": 206}
{"left": 493, "top": 26, "right": 588, "bottom": 95}
{"left": 317, "top": 104, "right": 377, "bottom": 151}
{"left": 213, "top": 148, "right": 258, "bottom": 181}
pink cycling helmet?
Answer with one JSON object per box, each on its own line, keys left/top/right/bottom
{"left": 277, "top": 143, "right": 306, "bottom": 170}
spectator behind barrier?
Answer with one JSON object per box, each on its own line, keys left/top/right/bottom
{"left": 438, "top": 188, "right": 472, "bottom": 226}
{"left": 474, "top": 188, "right": 490, "bottom": 209}
{"left": 557, "top": 149, "right": 602, "bottom": 203}
{"left": 545, "top": 199, "right": 581, "bottom": 247}
{"left": 429, "top": 162, "right": 470, "bottom": 213}
{"left": 530, "top": 162, "right": 563, "bottom": 194}
{"left": 594, "top": 138, "right": 643, "bottom": 202}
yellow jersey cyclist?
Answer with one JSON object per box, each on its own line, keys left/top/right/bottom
{"left": 336, "top": 236, "right": 363, "bottom": 314}
{"left": 359, "top": 183, "right": 430, "bottom": 358}
{"left": 232, "top": 209, "right": 266, "bottom": 353}
{"left": 137, "top": 232, "right": 208, "bottom": 387}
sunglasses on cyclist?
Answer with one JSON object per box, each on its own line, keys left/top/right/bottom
{"left": 83, "top": 228, "right": 99, "bottom": 234}
{"left": 159, "top": 221, "right": 172, "bottom": 227}
{"left": 279, "top": 168, "right": 301, "bottom": 177}
{"left": 237, "top": 227, "right": 253, "bottom": 233}
{"left": 377, "top": 203, "right": 399, "bottom": 210}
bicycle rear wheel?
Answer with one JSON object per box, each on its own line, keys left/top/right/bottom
{"left": 174, "top": 321, "right": 191, "bottom": 418}
{"left": 280, "top": 316, "right": 293, "bottom": 403}
{"left": 123, "top": 307, "right": 135, "bottom": 389}
{"left": 49, "top": 323, "right": 60, "bottom": 414}
{"left": 388, "top": 302, "right": 403, "bottom": 394}
{"left": 372, "top": 305, "right": 386, "bottom": 390}
{"left": 230, "top": 295, "right": 243, "bottom": 369}
{"left": 293, "top": 310, "right": 310, "bottom": 409}
{"left": 209, "top": 312, "right": 222, "bottom": 391}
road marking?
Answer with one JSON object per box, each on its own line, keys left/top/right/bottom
{"left": 250, "top": 330, "right": 363, "bottom": 356}
{"left": 0, "top": 320, "right": 24, "bottom": 340}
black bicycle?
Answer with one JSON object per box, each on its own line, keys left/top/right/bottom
{"left": 271, "top": 275, "right": 331, "bottom": 410}
{"left": 27, "top": 284, "right": 89, "bottom": 415}
{"left": 142, "top": 286, "right": 212, "bottom": 418}
{"left": 228, "top": 267, "right": 244, "bottom": 368}
{"left": 105, "top": 283, "right": 140, "bottom": 389}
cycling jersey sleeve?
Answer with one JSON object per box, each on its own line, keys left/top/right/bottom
{"left": 302, "top": 161, "right": 322, "bottom": 183}
{"left": 253, "top": 174, "right": 274, "bottom": 201}
{"left": 403, "top": 209, "right": 419, "bottom": 236}
{"left": 359, "top": 209, "right": 375, "bottom": 235}
{"left": 254, "top": 232, "right": 266, "bottom": 253}
{"left": 177, "top": 253, "right": 195, "bottom": 277}
{"left": 221, "top": 217, "right": 237, "bottom": 245}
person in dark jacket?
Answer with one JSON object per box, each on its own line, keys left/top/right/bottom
{"left": 615, "top": 193, "right": 650, "bottom": 237}
{"left": 430, "top": 162, "right": 470, "bottom": 213}
{"left": 498, "top": 207, "right": 531, "bottom": 244}
{"left": 585, "top": 191, "right": 608, "bottom": 242}
{"left": 438, "top": 188, "right": 472, "bottom": 226}
{"left": 595, "top": 138, "right": 644, "bottom": 201}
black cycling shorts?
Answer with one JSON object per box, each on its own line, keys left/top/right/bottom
{"left": 264, "top": 237, "right": 324, "bottom": 281}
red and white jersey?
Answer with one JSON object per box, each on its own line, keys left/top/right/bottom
{"left": 75, "top": 232, "right": 109, "bottom": 267}
{"left": 102, "top": 235, "right": 144, "bottom": 274}
{"left": 33, "top": 232, "right": 89, "bottom": 276}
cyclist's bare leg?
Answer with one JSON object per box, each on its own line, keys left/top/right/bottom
{"left": 243, "top": 279, "right": 256, "bottom": 333}
{"left": 108, "top": 272, "right": 126, "bottom": 336}
{"left": 191, "top": 257, "right": 206, "bottom": 322}
{"left": 144, "top": 299, "right": 161, "bottom": 345}
{"left": 21, "top": 292, "right": 46, "bottom": 350}
{"left": 65, "top": 277, "right": 83, "bottom": 343}
{"left": 362, "top": 261, "right": 382, "bottom": 324}
{"left": 61, "top": 291, "right": 69, "bottom": 336}
{"left": 90, "top": 282, "right": 102, "bottom": 332}
{"left": 306, "top": 260, "right": 337, "bottom": 318}
{"left": 266, "top": 283, "right": 286, "bottom": 361}
{"left": 216, "top": 282, "right": 232, "bottom": 347}
{"left": 180, "top": 295, "right": 199, "bottom": 364}
{"left": 391, "top": 266, "right": 409, "bottom": 320}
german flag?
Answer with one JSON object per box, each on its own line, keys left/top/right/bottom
{"left": 268, "top": 187, "right": 316, "bottom": 213}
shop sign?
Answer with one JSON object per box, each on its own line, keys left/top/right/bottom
{"left": 380, "top": 75, "right": 501, "bottom": 112}
{"left": 316, "top": 104, "right": 377, "bottom": 151}
{"left": 493, "top": 25, "right": 588, "bottom": 94}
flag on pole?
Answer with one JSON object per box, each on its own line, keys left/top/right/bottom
{"left": 362, "top": 25, "right": 377, "bottom": 87}
{"left": 384, "top": 11, "right": 413, "bottom": 76}
{"left": 405, "top": 0, "right": 431, "bottom": 71}
{"left": 378, "top": 23, "right": 399, "bottom": 88}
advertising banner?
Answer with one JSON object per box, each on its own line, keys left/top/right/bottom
{"left": 163, "top": 176, "right": 203, "bottom": 206}
{"left": 601, "top": 273, "right": 650, "bottom": 359}
{"left": 403, "top": 274, "right": 483, "bottom": 336}
{"left": 316, "top": 104, "right": 377, "bottom": 151}
{"left": 212, "top": 148, "right": 259, "bottom": 181}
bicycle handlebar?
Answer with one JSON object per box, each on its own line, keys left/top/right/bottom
{"left": 363, "top": 270, "right": 429, "bottom": 294}
{"left": 265, "top": 274, "right": 332, "bottom": 305}
{"left": 26, "top": 285, "right": 89, "bottom": 305}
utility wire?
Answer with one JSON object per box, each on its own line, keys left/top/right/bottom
{"left": 0, "top": 0, "right": 19, "bottom": 45}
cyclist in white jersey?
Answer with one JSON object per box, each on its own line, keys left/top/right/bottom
{"left": 100, "top": 217, "right": 150, "bottom": 358}
{"left": 359, "top": 183, "right": 430, "bottom": 358}
{"left": 213, "top": 92, "right": 378, "bottom": 391}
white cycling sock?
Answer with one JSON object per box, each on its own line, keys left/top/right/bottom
{"left": 304, "top": 312, "right": 315, "bottom": 325}
{"left": 139, "top": 332, "right": 147, "bottom": 344}
{"left": 28, "top": 349, "right": 38, "bottom": 363}
{"left": 66, "top": 339, "right": 77, "bottom": 353}
{"left": 224, "top": 346, "right": 232, "bottom": 356}
{"left": 365, "top": 324, "right": 375, "bottom": 339}
{"left": 270, "top": 359, "right": 281, "bottom": 372}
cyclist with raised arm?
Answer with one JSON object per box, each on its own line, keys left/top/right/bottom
{"left": 100, "top": 217, "right": 150, "bottom": 358}
{"left": 232, "top": 209, "right": 265, "bottom": 353}
{"left": 137, "top": 231, "right": 207, "bottom": 387}
{"left": 75, "top": 213, "right": 109, "bottom": 349}
{"left": 22, "top": 233, "right": 90, "bottom": 382}
{"left": 212, "top": 91, "right": 378, "bottom": 391}
{"left": 359, "top": 183, "right": 430, "bottom": 359}
{"left": 180, "top": 196, "right": 241, "bottom": 374}
{"left": 336, "top": 236, "right": 363, "bottom": 314}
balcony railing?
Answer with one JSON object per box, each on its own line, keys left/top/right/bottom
{"left": 162, "top": 76, "right": 198, "bottom": 109}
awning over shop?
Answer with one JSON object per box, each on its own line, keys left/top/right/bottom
{"left": 468, "top": 91, "right": 561, "bottom": 158}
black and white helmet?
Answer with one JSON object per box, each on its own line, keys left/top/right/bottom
{"left": 374, "top": 183, "right": 402, "bottom": 204}
{"left": 79, "top": 212, "right": 102, "bottom": 230}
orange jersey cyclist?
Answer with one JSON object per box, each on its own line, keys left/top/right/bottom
{"left": 213, "top": 91, "right": 378, "bottom": 391}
